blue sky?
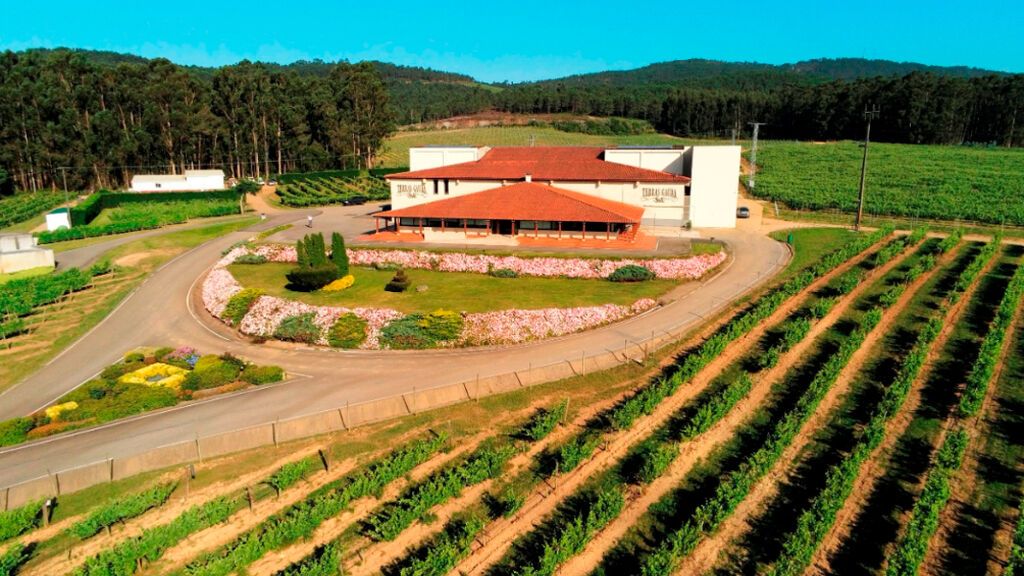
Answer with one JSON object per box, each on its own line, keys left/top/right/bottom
{"left": 3, "top": 0, "right": 1021, "bottom": 82}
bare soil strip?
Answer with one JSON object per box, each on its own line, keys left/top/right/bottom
{"left": 675, "top": 242, "right": 941, "bottom": 576}
{"left": 919, "top": 282, "right": 1024, "bottom": 576}
{"left": 807, "top": 244, "right": 995, "bottom": 576}
{"left": 454, "top": 237, "right": 891, "bottom": 576}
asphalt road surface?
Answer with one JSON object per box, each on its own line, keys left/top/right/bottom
{"left": 0, "top": 212, "right": 788, "bottom": 487}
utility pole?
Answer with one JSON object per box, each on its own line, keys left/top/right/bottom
{"left": 748, "top": 122, "right": 766, "bottom": 191}
{"left": 855, "top": 105, "right": 881, "bottom": 231}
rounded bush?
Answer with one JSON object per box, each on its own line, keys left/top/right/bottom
{"left": 327, "top": 313, "right": 367, "bottom": 348}
{"left": 385, "top": 269, "right": 411, "bottom": 293}
{"left": 274, "top": 312, "right": 321, "bottom": 344}
{"left": 240, "top": 365, "right": 285, "bottom": 385}
{"left": 489, "top": 268, "right": 518, "bottom": 278}
{"left": 380, "top": 309, "right": 463, "bottom": 349}
{"left": 233, "top": 253, "right": 268, "bottom": 265}
{"left": 223, "top": 288, "right": 264, "bottom": 324}
{"left": 286, "top": 264, "right": 340, "bottom": 292}
{"left": 608, "top": 265, "right": 655, "bottom": 283}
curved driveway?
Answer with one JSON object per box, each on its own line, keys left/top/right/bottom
{"left": 0, "top": 212, "right": 788, "bottom": 487}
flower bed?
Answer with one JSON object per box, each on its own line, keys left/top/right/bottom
{"left": 245, "top": 244, "right": 726, "bottom": 280}
{"left": 204, "top": 245, "right": 724, "bottom": 349}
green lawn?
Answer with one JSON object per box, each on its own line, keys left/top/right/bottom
{"left": 769, "top": 227, "right": 859, "bottom": 283}
{"left": 228, "top": 263, "right": 675, "bottom": 313}
{"left": 0, "top": 266, "right": 53, "bottom": 284}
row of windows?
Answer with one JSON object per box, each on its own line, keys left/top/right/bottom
{"left": 396, "top": 218, "right": 626, "bottom": 232}
{"left": 433, "top": 179, "right": 450, "bottom": 195}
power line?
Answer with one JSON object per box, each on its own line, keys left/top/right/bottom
{"left": 855, "top": 105, "right": 881, "bottom": 231}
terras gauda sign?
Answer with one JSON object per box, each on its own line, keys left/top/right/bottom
{"left": 641, "top": 187, "right": 680, "bottom": 204}
{"left": 397, "top": 183, "right": 427, "bottom": 197}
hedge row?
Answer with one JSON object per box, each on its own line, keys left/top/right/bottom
{"left": 276, "top": 167, "right": 407, "bottom": 185}
{"left": 1005, "top": 499, "right": 1024, "bottom": 576}
{"left": 951, "top": 234, "right": 1003, "bottom": 304}
{"left": 385, "top": 515, "right": 486, "bottom": 576}
{"left": 184, "top": 434, "right": 447, "bottom": 576}
{"left": 264, "top": 458, "right": 317, "bottom": 496}
{"left": 275, "top": 543, "right": 340, "bottom": 576}
{"left": 363, "top": 443, "right": 517, "bottom": 542}
{"left": 638, "top": 308, "right": 883, "bottom": 575}
{"left": 959, "top": 258, "right": 1024, "bottom": 418}
{"left": 885, "top": 428, "right": 970, "bottom": 576}
{"left": 0, "top": 542, "right": 29, "bottom": 576}
{"left": 69, "top": 190, "right": 241, "bottom": 226}
{"left": 68, "top": 482, "right": 177, "bottom": 539}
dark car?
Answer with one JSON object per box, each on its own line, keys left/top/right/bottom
{"left": 343, "top": 196, "right": 369, "bottom": 206}
{"left": 737, "top": 206, "right": 751, "bottom": 219}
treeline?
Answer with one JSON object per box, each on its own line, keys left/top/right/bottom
{"left": 494, "top": 73, "right": 1024, "bottom": 146}
{"left": 0, "top": 51, "right": 397, "bottom": 191}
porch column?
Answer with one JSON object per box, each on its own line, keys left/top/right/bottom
{"left": 418, "top": 218, "right": 423, "bottom": 235}
{"left": 463, "top": 218, "right": 467, "bottom": 237}
{"left": 558, "top": 221, "right": 562, "bottom": 239}
{"left": 486, "top": 220, "right": 491, "bottom": 236}
{"left": 582, "top": 223, "right": 586, "bottom": 240}
{"left": 606, "top": 222, "right": 611, "bottom": 240}
{"left": 375, "top": 218, "right": 379, "bottom": 234}
{"left": 441, "top": 219, "right": 446, "bottom": 233}
{"left": 535, "top": 220, "right": 539, "bottom": 238}
{"left": 511, "top": 220, "right": 517, "bottom": 236}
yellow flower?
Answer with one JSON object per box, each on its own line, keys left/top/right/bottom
{"left": 45, "top": 401, "right": 79, "bottom": 421}
{"left": 119, "top": 363, "right": 189, "bottom": 388}
{"left": 322, "top": 275, "right": 356, "bottom": 292}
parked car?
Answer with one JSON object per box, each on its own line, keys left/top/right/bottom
{"left": 737, "top": 206, "right": 751, "bottom": 218}
{"left": 343, "top": 195, "right": 369, "bottom": 206}
{"left": 267, "top": 179, "right": 277, "bottom": 186}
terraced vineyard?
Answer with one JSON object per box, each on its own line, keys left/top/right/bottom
{"left": 274, "top": 170, "right": 399, "bottom": 207}
{"left": 2, "top": 228, "right": 1022, "bottom": 576}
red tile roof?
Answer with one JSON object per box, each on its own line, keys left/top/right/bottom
{"left": 386, "top": 146, "right": 690, "bottom": 183}
{"left": 375, "top": 182, "right": 644, "bottom": 223}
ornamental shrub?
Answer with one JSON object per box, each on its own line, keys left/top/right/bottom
{"left": 322, "top": 275, "right": 355, "bottom": 292}
{"left": 274, "top": 313, "right": 321, "bottom": 344}
{"left": 330, "top": 232, "right": 349, "bottom": 275}
{"left": 182, "top": 357, "right": 242, "bottom": 391}
{"left": 608, "top": 264, "right": 655, "bottom": 283}
{"left": 327, "top": 313, "right": 367, "bottom": 348}
{"left": 285, "top": 265, "right": 340, "bottom": 292}
{"left": 0, "top": 500, "right": 41, "bottom": 540}
{"left": 124, "top": 352, "right": 145, "bottom": 363}
{"left": 223, "top": 288, "right": 264, "bottom": 324}
{"left": 233, "top": 253, "right": 267, "bottom": 265}
{"left": 385, "top": 269, "right": 411, "bottom": 292}
{"left": 240, "top": 365, "right": 285, "bottom": 385}
{"left": 0, "top": 418, "right": 33, "bottom": 447}
{"left": 379, "top": 310, "right": 463, "bottom": 349}
{"left": 489, "top": 267, "right": 518, "bottom": 278}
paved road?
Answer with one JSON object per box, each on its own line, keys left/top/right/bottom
{"left": 0, "top": 211, "right": 789, "bottom": 487}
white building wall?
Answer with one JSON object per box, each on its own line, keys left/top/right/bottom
{"left": 408, "top": 147, "right": 486, "bottom": 171}
{"left": 603, "top": 148, "right": 687, "bottom": 175}
{"left": 130, "top": 170, "right": 225, "bottom": 192}
{"left": 688, "top": 146, "right": 740, "bottom": 228}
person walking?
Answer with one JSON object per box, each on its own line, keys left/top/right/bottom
{"left": 306, "top": 214, "right": 313, "bottom": 228}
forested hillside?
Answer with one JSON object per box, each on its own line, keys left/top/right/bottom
{"left": 1, "top": 50, "right": 1021, "bottom": 192}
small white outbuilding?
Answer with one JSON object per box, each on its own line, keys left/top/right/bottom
{"left": 130, "top": 170, "right": 225, "bottom": 192}
{"left": 0, "top": 234, "right": 55, "bottom": 274}
{"left": 45, "top": 208, "right": 71, "bottom": 232}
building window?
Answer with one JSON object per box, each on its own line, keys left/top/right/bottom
{"left": 154, "top": 183, "right": 161, "bottom": 189}
{"left": 399, "top": 218, "right": 418, "bottom": 227}
{"left": 444, "top": 179, "right": 450, "bottom": 194}
{"left": 433, "top": 180, "right": 439, "bottom": 194}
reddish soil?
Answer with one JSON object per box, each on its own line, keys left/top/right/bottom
{"left": 454, "top": 237, "right": 892, "bottom": 576}
{"left": 809, "top": 243, "right": 994, "bottom": 575}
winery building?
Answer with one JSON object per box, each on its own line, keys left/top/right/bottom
{"left": 376, "top": 145, "right": 740, "bottom": 244}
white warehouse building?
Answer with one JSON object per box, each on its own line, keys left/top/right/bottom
{"left": 376, "top": 145, "right": 740, "bottom": 245}
{"left": 130, "top": 169, "right": 225, "bottom": 192}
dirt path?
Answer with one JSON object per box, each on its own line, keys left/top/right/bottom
{"left": 25, "top": 443, "right": 332, "bottom": 575}
{"left": 454, "top": 237, "right": 893, "bottom": 576}
{"left": 919, "top": 283, "right": 1024, "bottom": 576}
{"left": 675, "top": 241, "right": 940, "bottom": 576}
{"left": 808, "top": 242, "right": 992, "bottom": 575}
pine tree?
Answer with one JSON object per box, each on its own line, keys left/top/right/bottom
{"left": 296, "top": 236, "right": 310, "bottom": 268}
{"left": 331, "top": 232, "right": 349, "bottom": 275}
